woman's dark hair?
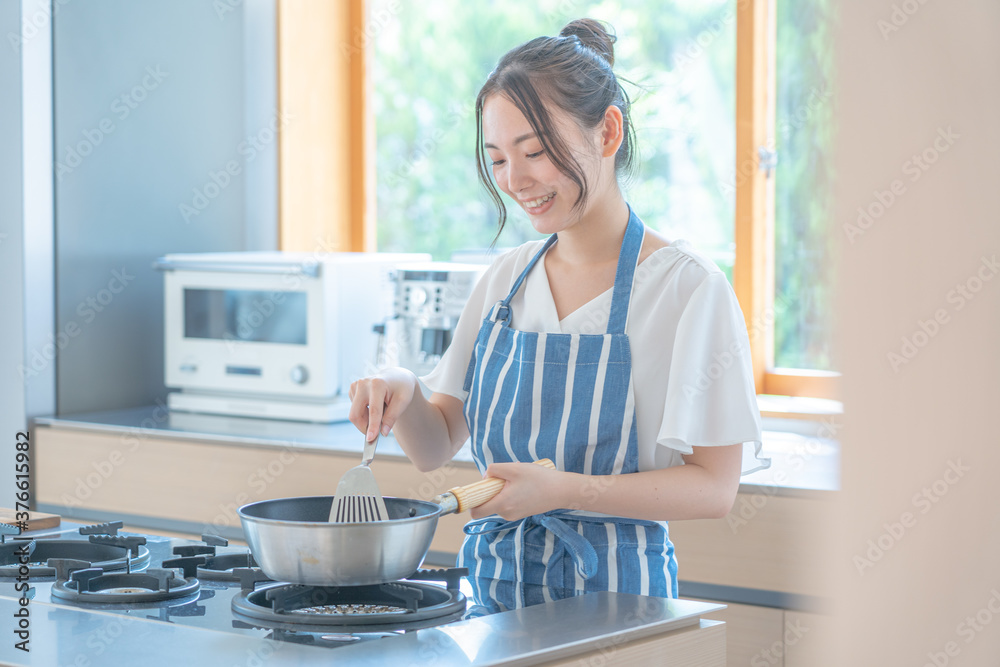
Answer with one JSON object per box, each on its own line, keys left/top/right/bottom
{"left": 476, "top": 18, "right": 637, "bottom": 236}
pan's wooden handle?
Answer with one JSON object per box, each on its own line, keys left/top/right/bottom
{"left": 447, "top": 459, "right": 556, "bottom": 514}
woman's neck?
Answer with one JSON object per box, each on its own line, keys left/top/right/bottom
{"left": 550, "top": 190, "right": 630, "bottom": 266}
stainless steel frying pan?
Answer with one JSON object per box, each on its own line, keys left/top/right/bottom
{"left": 238, "top": 459, "right": 554, "bottom": 586}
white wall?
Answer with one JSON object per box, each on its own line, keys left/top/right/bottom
{"left": 0, "top": 0, "right": 29, "bottom": 511}
{"left": 831, "top": 0, "right": 1000, "bottom": 664}
{"left": 0, "top": 0, "right": 57, "bottom": 509}
{"left": 1, "top": 0, "right": 277, "bottom": 504}
{"left": 52, "top": 0, "right": 255, "bottom": 414}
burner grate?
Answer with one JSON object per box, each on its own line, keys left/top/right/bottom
{"left": 52, "top": 567, "right": 200, "bottom": 604}
{"left": 231, "top": 570, "right": 469, "bottom": 629}
{"left": 163, "top": 536, "right": 260, "bottom": 582}
{"left": 0, "top": 540, "right": 150, "bottom": 578}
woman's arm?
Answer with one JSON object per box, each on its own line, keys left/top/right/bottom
{"left": 348, "top": 367, "right": 469, "bottom": 472}
{"left": 469, "top": 443, "right": 743, "bottom": 522}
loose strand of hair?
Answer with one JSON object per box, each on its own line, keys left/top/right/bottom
{"left": 475, "top": 95, "right": 508, "bottom": 245}
{"left": 505, "top": 72, "right": 590, "bottom": 215}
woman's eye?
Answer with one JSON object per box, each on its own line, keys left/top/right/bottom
{"left": 526, "top": 150, "right": 545, "bottom": 159}
{"left": 491, "top": 159, "right": 506, "bottom": 167}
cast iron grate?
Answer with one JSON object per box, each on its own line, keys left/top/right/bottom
{"left": 230, "top": 568, "right": 468, "bottom": 628}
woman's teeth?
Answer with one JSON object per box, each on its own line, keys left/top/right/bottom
{"left": 525, "top": 193, "right": 555, "bottom": 208}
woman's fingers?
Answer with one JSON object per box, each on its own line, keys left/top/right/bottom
{"left": 347, "top": 380, "right": 370, "bottom": 435}
{"left": 347, "top": 377, "right": 388, "bottom": 439}
{"left": 483, "top": 462, "right": 516, "bottom": 480}
{"left": 376, "top": 369, "right": 415, "bottom": 437}
{"left": 380, "top": 399, "right": 404, "bottom": 437}
{"left": 364, "top": 378, "right": 390, "bottom": 441}
{"left": 471, "top": 462, "right": 560, "bottom": 521}
{"left": 348, "top": 369, "right": 419, "bottom": 440}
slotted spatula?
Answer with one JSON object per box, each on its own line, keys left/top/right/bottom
{"left": 329, "top": 433, "right": 389, "bottom": 523}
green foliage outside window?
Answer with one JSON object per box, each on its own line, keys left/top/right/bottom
{"left": 373, "top": 0, "right": 736, "bottom": 274}
{"left": 775, "top": 0, "right": 835, "bottom": 371}
{"left": 373, "top": 0, "right": 834, "bottom": 372}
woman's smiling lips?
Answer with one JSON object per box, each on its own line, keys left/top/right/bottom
{"left": 521, "top": 192, "right": 556, "bottom": 214}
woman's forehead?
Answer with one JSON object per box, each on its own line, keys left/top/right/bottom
{"left": 482, "top": 95, "right": 534, "bottom": 147}
{"left": 482, "top": 93, "right": 579, "bottom": 149}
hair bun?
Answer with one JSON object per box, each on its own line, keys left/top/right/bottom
{"left": 559, "top": 18, "right": 616, "bottom": 67}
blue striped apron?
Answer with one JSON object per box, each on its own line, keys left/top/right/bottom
{"left": 458, "top": 207, "right": 678, "bottom": 606}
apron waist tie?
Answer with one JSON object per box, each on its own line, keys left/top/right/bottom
{"left": 465, "top": 512, "right": 596, "bottom": 579}
{"left": 464, "top": 510, "right": 662, "bottom": 581}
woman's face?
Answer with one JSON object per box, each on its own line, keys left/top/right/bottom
{"left": 482, "top": 94, "right": 604, "bottom": 235}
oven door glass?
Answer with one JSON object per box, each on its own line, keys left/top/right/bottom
{"left": 183, "top": 289, "right": 308, "bottom": 345}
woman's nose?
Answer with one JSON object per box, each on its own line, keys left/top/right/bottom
{"left": 505, "top": 159, "right": 532, "bottom": 194}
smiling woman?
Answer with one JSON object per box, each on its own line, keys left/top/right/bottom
{"left": 350, "top": 18, "right": 768, "bottom": 605}
{"left": 366, "top": 0, "right": 841, "bottom": 404}
{"left": 475, "top": 18, "right": 637, "bottom": 237}
{"left": 480, "top": 94, "right": 619, "bottom": 238}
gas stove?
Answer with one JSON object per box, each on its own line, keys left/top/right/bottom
{"left": 0, "top": 521, "right": 726, "bottom": 666}
{"left": 0, "top": 521, "right": 469, "bottom": 646}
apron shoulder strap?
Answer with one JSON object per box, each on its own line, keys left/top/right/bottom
{"left": 490, "top": 235, "right": 558, "bottom": 323}
{"left": 606, "top": 207, "right": 645, "bottom": 335}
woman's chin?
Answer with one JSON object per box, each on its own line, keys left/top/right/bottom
{"left": 524, "top": 209, "right": 566, "bottom": 236}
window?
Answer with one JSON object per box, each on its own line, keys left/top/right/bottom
{"left": 372, "top": 0, "right": 737, "bottom": 273}
{"left": 735, "top": 0, "right": 838, "bottom": 400}
{"left": 280, "top": 0, "right": 840, "bottom": 404}
{"left": 774, "top": 0, "right": 834, "bottom": 373}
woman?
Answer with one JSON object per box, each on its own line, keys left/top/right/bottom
{"left": 349, "top": 18, "right": 767, "bottom": 602}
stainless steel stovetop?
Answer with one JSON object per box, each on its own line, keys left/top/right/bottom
{"left": 0, "top": 522, "right": 723, "bottom": 666}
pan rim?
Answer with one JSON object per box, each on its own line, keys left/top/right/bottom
{"left": 237, "top": 495, "right": 443, "bottom": 526}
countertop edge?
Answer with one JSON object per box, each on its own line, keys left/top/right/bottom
{"left": 32, "top": 411, "right": 838, "bottom": 497}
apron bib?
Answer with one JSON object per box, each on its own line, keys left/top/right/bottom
{"left": 458, "top": 207, "right": 678, "bottom": 605}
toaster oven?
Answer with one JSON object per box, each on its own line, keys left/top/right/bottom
{"left": 155, "top": 251, "right": 429, "bottom": 422}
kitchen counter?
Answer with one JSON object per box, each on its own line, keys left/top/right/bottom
{"left": 33, "top": 404, "right": 839, "bottom": 497}
{"left": 0, "top": 594, "right": 724, "bottom": 666}
{"left": 29, "top": 406, "right": 835, "bottom": 663}
{"left": 0, "top": 523, "right": 726, "bottom": 666}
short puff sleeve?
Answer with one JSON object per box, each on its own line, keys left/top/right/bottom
{"left": 656, "top": 272, "right": 770, "bottom": 475}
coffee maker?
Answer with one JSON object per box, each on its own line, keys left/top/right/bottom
{"left": 379, "top": 262, "right": 486, "bottom": 379}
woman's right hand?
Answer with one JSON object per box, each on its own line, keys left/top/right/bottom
{"left": 348, "top": 367, "right": 418, "bottom": 442}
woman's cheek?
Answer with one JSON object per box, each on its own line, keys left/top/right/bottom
{"left": 493, "top": 166, "right": 508, "bottom": 193}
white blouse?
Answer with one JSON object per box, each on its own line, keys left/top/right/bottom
{"left": 421, "top": 237, "right": 769, "bottom": 476}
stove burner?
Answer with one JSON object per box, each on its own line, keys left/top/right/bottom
{"left": 231, "top": 568, "right": 469, "bottom": 630}
{"left": 0, "top": 540, "right": 150, "bottom": 578}
{"left": 293, "top": 603, "right": 410, "bottom": 615}
{"left": 51, "top": 567, "right": 200, "bottom": 604}
{"left": 100, "top": 587, "right": 150, "bottom": 595}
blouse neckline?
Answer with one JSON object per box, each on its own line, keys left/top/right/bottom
{"left": 527, "top": 241, "right": 687, "bottom": 330}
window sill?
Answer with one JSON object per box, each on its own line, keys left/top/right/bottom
{"left": 757, "top": 394, "right": 842, "bottom": 421}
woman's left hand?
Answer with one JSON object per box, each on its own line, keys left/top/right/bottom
{"left": 470, "top": 462, "right": 566, "bottom": 521}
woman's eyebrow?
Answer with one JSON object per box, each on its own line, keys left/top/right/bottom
{"left": 484, "top": 132, "right": 538, "bottom": 150}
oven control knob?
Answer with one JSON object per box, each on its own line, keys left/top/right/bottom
{"left": 290, "top": 365, "right": 309, "bottom": 385}
{"left": 409, "top": 287, "right": 428, "bottom": 307}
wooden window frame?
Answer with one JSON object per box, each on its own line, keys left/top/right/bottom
{"left": 278, "top": 0, "right": 840, "bottom": 403}
{"left": 276, "top": 0, "right": 373, "bottom": 253}
{"left": 735, "top": 0, "right": 839, "bottom": 401}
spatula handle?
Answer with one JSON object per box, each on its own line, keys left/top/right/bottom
{"left": 446, "top": 459, "right": 555, "bottom": 514}
{"left": 362, "top": 432, "right": 379, "bottom": 467}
